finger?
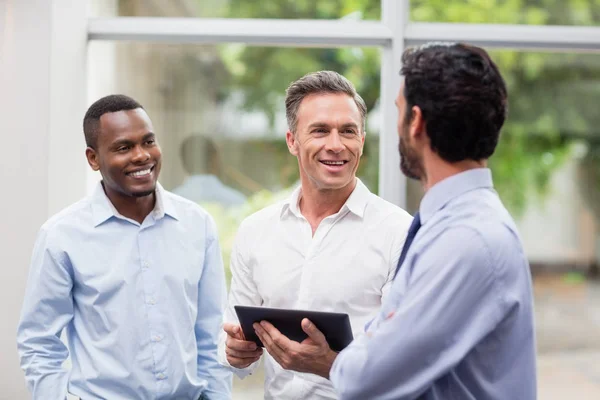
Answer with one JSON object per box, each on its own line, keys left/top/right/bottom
{"left": 259, "top": 321, "right": 293, "bottom": 352}
{"left": 223, "top": 323, "right": 245, "bottom": 340}
{"left": 226, "top": 337, "right": 258, "bottom": 351}
{"left": 225, "top": 346, "right": 263, "bottom": 359}
{"left": 254, "top": 323, "right": 286, "bottom": 360}
{"left": 301, "top": 318, "right": 327, "bottom": 345}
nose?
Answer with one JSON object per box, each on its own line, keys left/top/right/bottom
{"left": 131, "top": 145, "right": 150, "bottom": 163}
{"left": 325, "top": 131, "right": 345, "bottom": 153}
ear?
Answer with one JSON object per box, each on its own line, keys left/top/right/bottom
{"left": 85, "top": 147, "right": 100, "bottom": 171}
{"left": 408, "top": 105, "right": 425, "bottom": 141}
{"left": 286, "top": 130, "right": 299, "bottom": 156}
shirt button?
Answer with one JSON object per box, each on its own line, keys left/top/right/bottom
{"left": 141, "top": 260, "right": 149, "bottom": 268}
{"left": 147, "top": 298, "right": 156, "bottom": 305}
{"left": 152, "top": 335, "right": 162, "bottom": 342}
{"left": 157, "top": 373, "right": 166, "bottom": 380}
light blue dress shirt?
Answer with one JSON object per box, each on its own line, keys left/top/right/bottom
{"left": 17, "top": 182, "right": 232, "bottom": 400}
{"left": 330, "top": 168, "right": 537, "bottom": 400}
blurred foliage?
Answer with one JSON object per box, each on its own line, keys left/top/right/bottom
{"left": 411, "top": 0, "right": 600, "bottom": 25}
{"left": 218, "top": 0, "right": 600, "bottom": 216}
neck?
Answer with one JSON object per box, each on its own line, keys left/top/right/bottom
{"left": 102, "top": 182, "right": 156, "bottom": 223}
{"left": 299, "top": 178, "right": 357, "bottom": 233}
{"left": 421, "top": 155, "right": 486, "bottom": 192}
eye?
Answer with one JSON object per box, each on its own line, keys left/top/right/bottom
{"left": 145, "top": 139, "right": 156, "bottom": 145}
{"left": 116, "top": 146, "right": 130, "bottom": 152}
{"left": 343, "top": 129, "right": 357, "bottom": 135}
{"left": 312, "top": 128, "right": 327, "bottom": 134}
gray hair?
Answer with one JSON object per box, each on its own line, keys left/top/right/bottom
{"left": 285, "top": 70, "right": 367, "bottom": 134}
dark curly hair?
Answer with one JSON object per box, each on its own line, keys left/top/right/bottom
{"left": 401, "top": 42, "right": 508, "bottom": 162}
{"left": 83, "top": 94, "right": 144, "bottom": 149}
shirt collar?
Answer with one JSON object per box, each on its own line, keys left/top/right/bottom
{"left": 419, "top": 168, "right": 493, "bottom": 225}
{"left": 280, "top": 178, "right": 370, "bottom": 220}
{"left": 91, "top": 181, "right": 179, "bottom": 227}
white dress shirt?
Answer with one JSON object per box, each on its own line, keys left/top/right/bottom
{"left": 219, "top": 179, "right": 412, "bottom": 399}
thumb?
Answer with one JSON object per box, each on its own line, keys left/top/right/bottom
{"left": 302, "top": 318, "right": 326, "bottom": 344}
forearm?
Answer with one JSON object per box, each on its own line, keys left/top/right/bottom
{"left": 197, "top": 358, "right": 232, "bottom": 400}
{"left": 329, "top": 337, "right": 371, "bottom": 399}
{"left": 18, "top": 335, "right": 70, "bottom": 399}
{"left": 18, "top": 230, "right": 74, "bottom": 399}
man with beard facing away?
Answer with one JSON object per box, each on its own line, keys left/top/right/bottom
{"left": 17, "top": 95, "right": 232, "bottom": 400}
{"left": 253, "top": 44, "right": 537, "bottom": 400}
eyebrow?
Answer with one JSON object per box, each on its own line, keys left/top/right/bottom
{"left": 110, "top": 132, "right": 155, "bottom": 148}
{"left": 307, "top": 122, "right": 359, "bottom": 130}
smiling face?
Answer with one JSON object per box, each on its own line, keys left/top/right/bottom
{"left": 86, "top": 108, "right": 162, "bottom": 200}
{"left": 286, "top": 93, "right": 365, "bottom": 192}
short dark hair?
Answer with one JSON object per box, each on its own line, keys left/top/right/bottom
{"left": 285, "top": 71, "right": 367, "bottom": 134}
{"left": 83, "top": 94, "right": 144, "bottom": 148}
{"left": 401, "top": 42, "right": 508, "bottom": 162}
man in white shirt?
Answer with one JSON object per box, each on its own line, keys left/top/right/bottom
{"left": 219, "top": 71, "right": 412, "bottom": 399}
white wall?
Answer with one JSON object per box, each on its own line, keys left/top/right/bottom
{"left": 0, "top": 0, "right": 87, "bottom": 397}
{"left": 518, "top": 158, "right": 597, "bottom": 266}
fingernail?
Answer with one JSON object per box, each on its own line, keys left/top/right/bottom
{"left": 260, "top": 321, "right": 266, "bottom": 327}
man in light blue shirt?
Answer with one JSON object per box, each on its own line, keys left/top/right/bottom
{"left": 253, "top": 43, "right": 537, "bottom": 399}
{"left": 17, "top": 94, "right": 232, "bottom": 400}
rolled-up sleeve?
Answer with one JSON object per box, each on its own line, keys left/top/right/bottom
{"left": 17, "top": 227, "right": 73, "bottom": 400}
{"left": 330, "top": 226, "right": 507, "bottom": 400}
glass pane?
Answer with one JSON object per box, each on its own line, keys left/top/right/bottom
{"left": 88, "top": 41, "right": 381, "bottom": 272}
{"left": 91, "top": 0, "right": 381, "bottom": 20}
{"left": 88, "top": 42, "right": 381, "bottom": 398}
{"left": 410, "top": 0, "right": 600, "bottom": 26}
{"left": 404, "top": 50, "right": 600, "bottom": 398}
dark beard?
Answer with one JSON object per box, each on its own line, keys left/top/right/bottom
{"left": 398, "top": 139, "right": 421, "bottom": 180}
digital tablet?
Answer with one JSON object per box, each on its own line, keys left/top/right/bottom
{"left": 234, "top": 305, "right": 354, "bottom": 352}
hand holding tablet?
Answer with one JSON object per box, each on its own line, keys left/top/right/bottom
{"left": 234, "top": 305, "right": 354, "bottom": 352}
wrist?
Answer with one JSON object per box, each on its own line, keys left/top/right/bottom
{"left": 318, "top": 349, "right": 338, "bottom": 379}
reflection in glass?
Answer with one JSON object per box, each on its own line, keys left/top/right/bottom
{"left": 88, "top": 42, "right": 382, "bottom": 281}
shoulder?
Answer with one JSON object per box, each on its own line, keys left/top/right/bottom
{"left": 40, "top": 197, "right": 93, "bottom": 236}
{"left": 422, "top": 218, "right": 524, "bottom": 281}
{"left": 364, "top": 194, "right": 414, "bottom": 230}
{"left": 163, "top": 190, "right": 215, "bottom": 223}
{"left": 237, "top": 201, "right": 286, "bottom": 234}
{"left": 36, "top": 197, "right": 93, "bottom": 255}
